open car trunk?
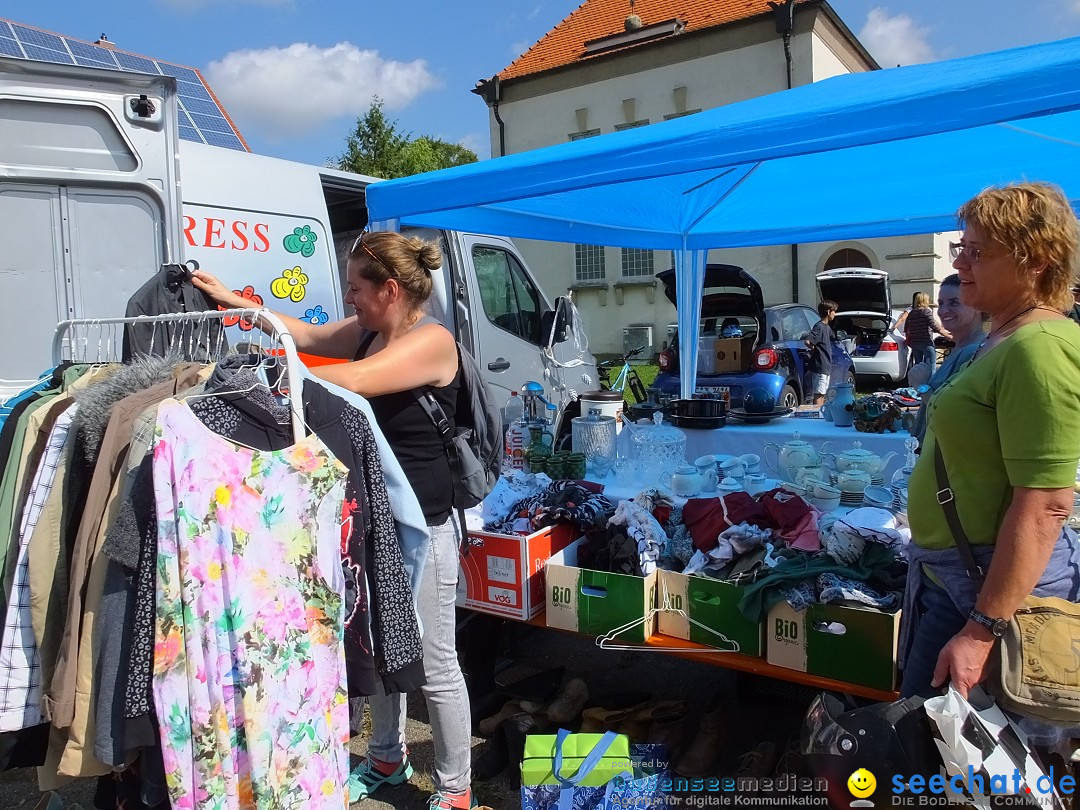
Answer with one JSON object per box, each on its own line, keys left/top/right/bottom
{"left": 657, "top": 264, "right": 764, "bottom": 372}
{"left": 816, "top": 269, "right": 892, "bottom": 356}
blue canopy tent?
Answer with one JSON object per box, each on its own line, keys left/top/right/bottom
{"left": 366, "top": 36, "right": 1080, "bottom": 399}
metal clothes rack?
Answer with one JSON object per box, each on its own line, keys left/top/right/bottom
{"left": 52, "top": 308, "right": 307, "bottom": 438}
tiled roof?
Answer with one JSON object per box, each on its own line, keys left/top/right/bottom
{"left": 499, "top": 0, "right": 802, "bottom": 81}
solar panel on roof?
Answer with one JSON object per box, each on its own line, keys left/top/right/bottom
{"left": 2, "top": 17, "right": 247, "bottom": 152}
{"left": 22, "top": 43, "right": 73, "bottom": 64}
{"left": 0, "top": 38, "right": 22, "bottom": 58}
{"left": 68, "top": 40, "right": 118, "bottom": 67}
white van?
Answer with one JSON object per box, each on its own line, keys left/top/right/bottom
{"left": 0, "top": 56, "right": 596, "bottom": 440}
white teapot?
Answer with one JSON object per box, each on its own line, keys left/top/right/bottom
{"left": 821, "top": 440, "right": 898, "bottom": 477}
{"left": 764, "top": 432, "right": 822, "bottom": 483}
{"left": 661, "top": 463, "right": 703, "bottom": 497}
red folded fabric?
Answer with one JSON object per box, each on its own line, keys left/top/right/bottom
{"left": 682, "top": 493, "right": 772, "bottom": 552}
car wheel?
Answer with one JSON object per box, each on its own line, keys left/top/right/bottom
{"left": 779, "top": 384, "right": 800, "bottom": 409}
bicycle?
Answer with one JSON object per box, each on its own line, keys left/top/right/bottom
{"left": 597, "top": 345, "right": 649, "bottom": 405}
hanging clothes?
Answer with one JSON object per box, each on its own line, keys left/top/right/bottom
{"left": 122, "top": 263, "right": 227, "bottom": 361}
{"left": 151, "top": 398, "right": 351, "bottom": 809}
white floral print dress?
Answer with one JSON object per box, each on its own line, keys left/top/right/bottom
{"left": 151, "top": 399, "right": 350, "bottom": 809}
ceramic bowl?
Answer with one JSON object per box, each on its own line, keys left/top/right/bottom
{"left": 862, "top": 485, "right": 895, "bottom": 509}
{"left": 813, "top": 494, "right": 841, "bottom": 513}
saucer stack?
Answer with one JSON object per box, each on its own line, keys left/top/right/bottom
{"left": 870, "top": 474, "right": 885, "bottom": 487}
{"left": 839, "top": 489, "right": 865, "bottom": 507}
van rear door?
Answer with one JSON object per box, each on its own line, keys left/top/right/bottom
{"left": 0, "top": 57, "right": 182, "bottom": 386}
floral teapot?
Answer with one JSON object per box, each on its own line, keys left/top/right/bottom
{"left": 821, "top": 440, "right": 898, "bottom": 477}
{"left": 763, "top": 431, "right": 823, "bottom": 483}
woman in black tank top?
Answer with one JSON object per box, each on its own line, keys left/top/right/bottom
{"left": 192, "top": 232, "right": 475, "bottom": 809}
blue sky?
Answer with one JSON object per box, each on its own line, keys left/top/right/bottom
{"left": 4, "top": 1, "right": 1080, "bottom": 168}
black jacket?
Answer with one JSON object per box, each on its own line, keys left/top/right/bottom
{"left": 122, "top": 264, "right": 226, "bottom": 360}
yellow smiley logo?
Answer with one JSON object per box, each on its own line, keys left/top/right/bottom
{"left": 847, "top": 768, "right": 876, "bottom": 798}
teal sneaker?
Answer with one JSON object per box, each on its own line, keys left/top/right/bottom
{"left": 426, "top": 788, "right": 478, "bottom": 809}
{"left": 347, "top": 756, "right": 414, "bottom": 800}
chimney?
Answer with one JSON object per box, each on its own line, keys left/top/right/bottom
{"left": 94, "top": 34, "right": 116, "bottom": 51}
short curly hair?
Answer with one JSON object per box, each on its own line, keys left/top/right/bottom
{"left": 957, "top": 181, "right": 1079, "bottom": 312}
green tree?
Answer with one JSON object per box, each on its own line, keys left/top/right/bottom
{"left": 336, "top": 98, "right": 477, "bottom": 178}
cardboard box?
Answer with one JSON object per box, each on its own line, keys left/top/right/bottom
{"left": 697, "top": 337, "right": 743, "bottom": 375}
{"left": 457, "top": 523, "right": 578, "bottom": 620}
{"left": 766, "top": 601, "right": 901, "bottom": 691}
{"left": 546, "top": 539, "right": 658, "bottom": 643}
{"left": 656, "top": 570, "right": 763, "bottom": 656}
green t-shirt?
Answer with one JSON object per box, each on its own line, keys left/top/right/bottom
{"left": 909, "top": 320, "right": 1080, "bottom": 550}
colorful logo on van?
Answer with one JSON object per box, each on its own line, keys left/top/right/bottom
{"left": 303, "top": 305, "right": 329, "bottom": 325}
{"left": 283, "top": 225, "right": 318, "bottom": 258}
{"left": 271, "top": 266, "right": 309, "bottom": 302}
{"left": 219, "top": 285, "right": 263, "bottom": 330}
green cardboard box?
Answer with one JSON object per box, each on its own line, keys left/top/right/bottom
{"left": 656, "top": 570, "right": 763, "bottom": 656}
{"left": 545, "top": 539, "right": 658, "bottom": 644}
{"left": 521, "top": 732, "right": 633, "bottom": 787}
{"left": 766, "top": 600, "right": 900, "bottom": 691}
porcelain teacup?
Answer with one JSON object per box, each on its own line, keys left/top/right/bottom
{"left": 739, "top": 454, "right": 761, "bottom": 475}
{"left": 719, "top": 457, "right": 745, "bottom": 480}
{"left": 862, "top": 485, "right": 895, "bottom": 509}
{"left": 694, "top": 455, "right": 719, "bottom": 491}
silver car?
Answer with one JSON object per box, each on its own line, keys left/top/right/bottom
{"left": 816, "top": 268, "right": 911, "bottom": 384}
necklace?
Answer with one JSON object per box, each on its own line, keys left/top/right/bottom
{"left": 973, "top": 305, "right": 1056, "bottom": 358}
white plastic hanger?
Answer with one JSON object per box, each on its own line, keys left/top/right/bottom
{"left": 594, "top": 589, "right": 741, "bottom": 653}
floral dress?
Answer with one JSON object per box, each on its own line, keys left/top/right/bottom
{"left": 151, "top": 399, "right": 350, "bottom": 809}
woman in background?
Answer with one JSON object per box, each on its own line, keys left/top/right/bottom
{"left": 910, "top": 274, "right": 987, "bottom": 446}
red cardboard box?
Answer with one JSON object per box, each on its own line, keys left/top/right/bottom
{"left": 456, "top": 522, "right": 579, "bottom": 620}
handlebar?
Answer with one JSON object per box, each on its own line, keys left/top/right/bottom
{"left": 598, "top": 345, "right": 646, "bottom": 368}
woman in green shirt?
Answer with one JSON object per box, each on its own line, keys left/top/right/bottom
{"left": 901, "top": 182, "right": 1080, "bottom": 701}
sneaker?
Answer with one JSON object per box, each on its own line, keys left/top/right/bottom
{"left": 347, "top": 755, "right": 414, "bottom": 800}
{"left": 428, "top": 788, "right": 478, "bottom": 809}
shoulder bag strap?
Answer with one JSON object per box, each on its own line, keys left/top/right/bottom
{"left": 413, "top": 388, "right": 471, "bottom": 552}
{"left": 932, "top": 441, "right": 985, "bottom": 585}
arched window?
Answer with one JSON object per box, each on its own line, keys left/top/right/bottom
{"left": 824, "top": 248, "right": 872, "bottom": 270}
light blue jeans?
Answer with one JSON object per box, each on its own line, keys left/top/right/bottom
{"left": 368, "top": 515, "right": 472, "bottom": 794}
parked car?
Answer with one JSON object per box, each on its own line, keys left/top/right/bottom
{"left": 816, "top": 268, "right": 910, "bottom": 384}
{"left": 653, "top": 265, "right": 855, "bottom": 409}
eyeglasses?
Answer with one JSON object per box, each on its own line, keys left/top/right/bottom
{"left": 351, "top": 232, "right": 390, "bottom": 273}
{"left": 949, "top": 242, "right": 981, "bottom": 263}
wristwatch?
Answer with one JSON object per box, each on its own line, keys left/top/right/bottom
{"left": 968, "top": 608, "right": 1009, "bottom": 637}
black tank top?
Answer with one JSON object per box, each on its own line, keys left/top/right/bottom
{"left": 358, "top": 320, "right": 461, "bottom": 525}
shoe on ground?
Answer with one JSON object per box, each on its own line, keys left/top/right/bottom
{"left": 428, "top": 788, "right": 478, "bottom": 809}
{"left": 503, "top": 711, "right": 539, "bottom": 788}
{"left": 773, "top": 733, "right": 806, "bottom": 778}
{"left": 347, "top": 755, "right": 414, "bottom": 800}
{"left": 734, "top": 740, "right": 779, "bottom": 779}
{"left": 674, "top": 697, "right": 729, "bottom": 778}
{"left": 478, "top": 699, "right": 522, "bottom": 737}
{"left": 545, "top": 677, "right": 590, "bottom": 725}
{"left": 580, "top": 705, "right": 641, "bottom": 734}
{"left": 472, "top": 723, "right": 510, "bottom": 780}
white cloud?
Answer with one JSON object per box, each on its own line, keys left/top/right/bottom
{"left": 858, "top": 7, "right": 936, "bottom": 67}
{"left": 457, "top": 132, "right": 488, "bottom": 158}
{"left": 203, "top": 42, "right": 440, "bottom": 139}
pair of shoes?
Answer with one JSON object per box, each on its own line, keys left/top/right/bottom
{"left": 579, "top": 703, "right": 646, "bottom": 735}
{"left": 477, "top": 699, "right": 521, "bottom": 736}
{"left": 734, "top": 740, "right": 779, "bottom": 779}
{"left": 347, "top": 755, "right": 414, "bottom": 800}
{"left": 545, "top": 678, "right": 590, "bottom": 725}
{"left": 473, "top": 711, "right": 537, "bottom": 783}
{"left": 674, "top": 696, "right": 730, "bottom": 778}
{"left": 428, "top": 788, "right": 478, "bottom": 809}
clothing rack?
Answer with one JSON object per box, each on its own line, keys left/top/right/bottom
{"left": 52, "top": 308, "right": 307, "bottom": 438}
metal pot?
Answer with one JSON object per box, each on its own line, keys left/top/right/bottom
{"left": 667, "top": 397, "right": 728, "bottom": 419}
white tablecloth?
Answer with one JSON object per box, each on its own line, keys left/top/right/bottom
{"left": 668, "top": 416, "right": 912, "bottom": 484}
